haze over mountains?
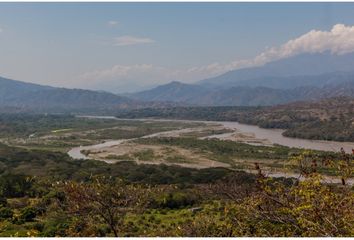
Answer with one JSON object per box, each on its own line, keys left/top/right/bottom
{"left": 0, "top": 76, "right": 150, "bottom": 113}
{"left": 199, "top": 52, "right": 354, "bottom": 88}
{"left": 1, "top": 51, "right": 354, "bottom": 112}
{"left": 131, "top": 52, "right": 354, "bottom": 106}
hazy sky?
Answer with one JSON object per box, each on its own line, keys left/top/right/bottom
{"left": 1, "top": 3, "right": 354, "bottom": 93}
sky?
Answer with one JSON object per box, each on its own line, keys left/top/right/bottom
{"left": 1, "top": 3, "right": 354, "bottom": 93}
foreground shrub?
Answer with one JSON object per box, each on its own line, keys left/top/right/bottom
{"left": 0, "top": 207, "right": 13, "bottom": 220}
{"left": 20, "top": 207, "right": 37, "bottom": 222}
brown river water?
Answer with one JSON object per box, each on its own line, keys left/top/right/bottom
{"left": 68, "top": 116, "right": 354, "bottom": 159}
{"left": 67, "top": 116, "right": 354, "bottom": 184}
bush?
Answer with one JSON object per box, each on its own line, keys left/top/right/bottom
{"left": 40, "top": 222, "right": 69, "bottom": 237}
{"left": 20, "top": 207, "right": 37, "bottom": 221}
{"left": 0, "top": 174, "right": 32, "bottom": 198}
{"left": 0, "top": 196, "right": 7, "bottom": 207}
{"left": 29, "top": 222, "right": 45, "bottom": 232}
{"left": 152, "top": 191, "right": 198, "bottom": 209}
{"left": 0, "top": 207, "right": 13, "bottom": 220}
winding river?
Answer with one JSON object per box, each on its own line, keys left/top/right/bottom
{"left": 68, "top": 116, "right": 354, "bottom": 160}
{"left": 66, "top": 116, "right": 354, "bottom": 184}
{"left": 209, "top": 121, "right": 354, "bottom": 153}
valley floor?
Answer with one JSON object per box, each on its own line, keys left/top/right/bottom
{"left": 61, "top": 117, "right": 353, "bottom": 180}
{"left": 0, "top": 113, "right": 353, "bottom": 237}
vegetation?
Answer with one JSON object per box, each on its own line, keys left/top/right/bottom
{"left": 283, "top": 119, "right": 354, "bottom": 141}
{"left": 63, "top": 178, "right": 150, "bottom": 237}
{"left": 0, "top": 113, "right": 203, "bottom": 152}
{"left": 0, "top": 112, "right": 352, "bottom": 237}
{"left": 132, "top": 149, "right": 155, "bottom": 161}
{"left": 133, "top": 137, "right": 354, "bottom": 176}
{"left": 0, "top": 114, "right": 118, "bottom": 138}
{"left": 0, "top": 148, "right": 352, "bottom": 237}
{"left": 0, "top": 143, "right": 235, "bottom": 184}
{"left": 135, "top": 137, "right": 296, "bottom": 160}
{"left": 116, "top": 97, "right": 354, "bottom": 142}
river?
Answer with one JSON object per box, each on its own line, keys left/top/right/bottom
{"left": 69, "top": 116, "right": 354, "bottom": 160}
{"left": 66, "top": 116, "right": 354, "bottom": 184}
{"left": 209, "top": 121, "right": 354, "bottom": 153}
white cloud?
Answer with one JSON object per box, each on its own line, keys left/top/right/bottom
{"left": 108, "top": 20, "right": 119, "bottom": 26}
{"left": 0, "top": 27, "right": 3, "bottom": 33}
{"left": 187, "top": 24, "right": 354, "bottom": 77}
{"left": 251, "top": 23, "right": 354, "bottom": 66}
{"left": 76, "top": 24, "right": 354, "bottom": 92}
{"left": 113, "top": 35, "right": 155, "bottom": 46}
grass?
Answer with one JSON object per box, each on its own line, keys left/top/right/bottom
{"left": 4, "top": 117, "right": 205, "bottom": 152}
{"left": 133, "top": 137, "right": 340, "bottom": 173}
{"left": 124, "top": 208, "right": 195, "bottom": 236}
{"left": 179, "top": 128, "right": 233, "bottom": 138}
{"left": 133, "top": 149, "right": 155, "bottom": 162}
{"left": 165, "top": 154, "right": 194, "bottom": 164}
{"left": 51, "top": 129, "right": 73, "bottom": 133}
{"left": 104, "top": 154, "right": 133, "bottom": 161}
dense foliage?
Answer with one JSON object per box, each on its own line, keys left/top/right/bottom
{"left": 0, "top": 141, "right": 352, "bottom": 237}
{"left": 0, "top": 143, "right": 234, "bottom": 184}
{"left": 0, "top": 114, "right": 199, "bottom": 139}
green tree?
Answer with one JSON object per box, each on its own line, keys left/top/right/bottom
{"left": 62, "top": 177, "right": 151, "bottom": 237}
{"left": 178, "top": 152, "right": 354, "bottom": 237}
{"left": 0, "top": 174, "right": 33, "bottom": 198}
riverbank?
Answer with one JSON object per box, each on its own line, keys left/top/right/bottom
{"left": 76, "top": 116, "right": 354, "bottom": 153}
{"left": 67, "top": 117, "right": 353, "bottom": 185}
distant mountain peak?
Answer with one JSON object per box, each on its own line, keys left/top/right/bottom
{"left": 0, "top": 75, "right": 145, "bottom": 113}
{"left": 199, "top": 51, "right": 354, "bottom": 87}
{"left": 169, "top": 81, "right": 183, "bottom": 85}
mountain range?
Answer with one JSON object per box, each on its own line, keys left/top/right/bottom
{"left": 130, "top": 52, "right": 354, "bottom": 106}
{"left": 0, "top": 76, "right": 137, "bottom": 112}
{"left": 1, "top": 51, "right": 354, "bottom": 112}
{"left": 199, "top": 52, "right": 354, "bottom": 88}
{"left": 0, "top": 76, "right": 181, "bottom": 113}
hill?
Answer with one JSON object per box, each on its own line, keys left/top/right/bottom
{"left": 199, "top": 52, "right": 354, "bottom": 88}
{"left": 130, "top": 81, "right": 209, "bottom": 103}
{"left": 0, "top": 76, "right": 137, "bottom": 112}
{"left": 131, "top": 77, "right": 354, "bottom": 106}
{"left": 249, "top": 97, "right": 354, "bottom": 141}
{"left": 0, "top": 76, "right": 182, "bottom": 113}
{"left": 221, "top": 71, "right": 354, "bottom": 89}
{"left": 131, "top": 52, "right": 354, "bottom": 106}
